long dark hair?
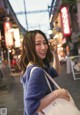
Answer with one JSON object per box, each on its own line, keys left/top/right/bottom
{"left": 19, "top": 30, "right": 53, "bottom": 72}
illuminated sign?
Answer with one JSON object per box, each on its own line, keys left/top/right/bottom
{"left": 60, "top": 6, "right": 71, "bottom": 36}
{"left": 4, "top": 22, "right": 13, "bottom": 47}
{"left": 14, "top": 28, "right": 21, "bottom": 47}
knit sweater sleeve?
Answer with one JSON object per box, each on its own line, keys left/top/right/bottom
{"left": 48, "top": 67, "right": 58, "bottom": 78}
{"left": 24, "top": 67, "right": 47, "bottom": 115}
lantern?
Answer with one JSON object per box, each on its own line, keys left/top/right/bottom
{"left": 4, "top": 21, "right": 13, "bottom": 47}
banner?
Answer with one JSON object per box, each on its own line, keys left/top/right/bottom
{"left": 4, "top": 21, "right": 13, "bottom": 47}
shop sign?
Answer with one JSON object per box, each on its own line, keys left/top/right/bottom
{"left": 14, "top": 28, "right": 21, "bottom": 47}
{"left": 60, "top": 6, "right": 71, "bottom": 36}
{"left": 4, "top": 21, "right": 13, "bottom": 47}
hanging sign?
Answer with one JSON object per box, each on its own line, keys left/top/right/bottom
{"left": 60, "top": 6, "right": 71, "bottom": 36}
{"left": 4, "top": 21, "right": 13, "bottom": 47}
{"left": 14, "top": 28, "right": 21, "bottom": 47}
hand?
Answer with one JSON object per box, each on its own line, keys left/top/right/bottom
{"left": 49, "top": 39, "right": 58, "bottom": 54}
{"left": 53, "top": 88, "right": 70, "bottom": 101}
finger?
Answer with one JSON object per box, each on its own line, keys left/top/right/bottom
{"left": 65, "top": 94, "right": 70, "bottom": 101}
{"left": 50, "top": 40, "right": 57, "bottom": 44}
{"left": 65, "top": 90, "right": 70, "bottom": 101}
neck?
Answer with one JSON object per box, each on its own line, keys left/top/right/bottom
{"left": 27, "top": 62, "right": 33, "bottom": 67}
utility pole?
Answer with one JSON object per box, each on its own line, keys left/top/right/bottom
{"left": 23, "top": 0, "right": 28, "bottom": 30}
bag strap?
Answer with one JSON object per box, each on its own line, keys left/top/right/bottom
{"left": 30, "top": 66, "right": 61, "bottom": 89}
{"left": 43, "top": 70, "right": 61, "bottom": 89}
{"left": 30, "top": 67, "right": 75, "bottom": 104}
{"left": 44, "top": 75, "right": 53, "bottom": 92}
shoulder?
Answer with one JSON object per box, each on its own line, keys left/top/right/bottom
{"left": 31, "top": 66, "right": 43, "bottom": 74}
{"left": 30, "top": 66, "right": 44, "bottom": 79}
{"left": 29, "top": 66, "right": 46, "bottom": 88}
{"left": 48, "top": 66, "right": 58, "bottom": 77}
{"left": 21, "top": 66, "right": 44, "bottom": 84}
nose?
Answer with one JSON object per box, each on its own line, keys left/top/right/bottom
{"left": 41, "top": 43, "right": 46, "bottom": 49}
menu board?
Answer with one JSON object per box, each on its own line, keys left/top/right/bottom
{"left": 70, "top": 55, "right": 80, "bottom": 80}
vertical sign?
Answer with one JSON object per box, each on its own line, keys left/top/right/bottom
{"left": 14, "top": 28, "right": 21, "bottom": 47}
{"left": 4, "top": 22, "right": 13, "bottom": 47}
{"left": 60, "top": 6, "right": 71, "bottom": 36}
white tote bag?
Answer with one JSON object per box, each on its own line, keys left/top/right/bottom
{"left": 30, "top": 67, "right": 80, "bottom": 115}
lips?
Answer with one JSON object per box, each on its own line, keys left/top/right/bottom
{"left": 39, "top": 52, "right": 47, "bottom": 58}
{"left": 39, "top": 51, "right": 47, "bottom": 55}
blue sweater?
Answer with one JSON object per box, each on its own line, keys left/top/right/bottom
{"left": 20, "top": 65, "right": 58, "bottom": 115}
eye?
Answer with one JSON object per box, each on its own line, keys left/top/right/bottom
{"left": 35, "top": 41, "right": 47, "bottom": 46}
{"left": 35, "top": 42, "right": 41, "bottom": 46}
{"left": 43, "top": 41, "right": 47, "bottom": 45}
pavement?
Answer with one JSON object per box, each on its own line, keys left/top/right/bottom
{"left": 0, "top": 63, "right": 80, "bottom": 115}
{"left": 0, "top": 67, "right": 23, "bottom": 115}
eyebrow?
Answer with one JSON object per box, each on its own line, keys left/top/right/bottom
{"left": 35, "top": 40, "right": 46, "bottom": 42}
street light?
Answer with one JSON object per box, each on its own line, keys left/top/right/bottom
{"left": 48, "top": 29, "right": 53, "bottom": 35}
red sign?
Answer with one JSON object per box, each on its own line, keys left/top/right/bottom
{"left": 60, "top": 6, "right": 71, "bottom": 36}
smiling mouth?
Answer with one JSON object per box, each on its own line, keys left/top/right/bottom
{"left": 40, "top": 52, "right": 47, "bottom": 55}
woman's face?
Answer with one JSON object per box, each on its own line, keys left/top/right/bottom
{"left": 35, "top": 33, "right": 48, "bottom": 59}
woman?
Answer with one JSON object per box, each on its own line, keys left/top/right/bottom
{"left": 19, "top": 30, "right": 70, "bottom": 115}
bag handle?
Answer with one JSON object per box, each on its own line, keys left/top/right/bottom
{"left": 44, "top": 70, "right": 75, "bottom": 104}
{"left": 43, "top": 70, "right": 61, "bottom": 89}
{"left": 30, "top": 67, "right": 61, "bottom": 89}
{"left": 30, "top": 67, "right": 75, "bottom": 103}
